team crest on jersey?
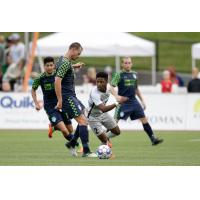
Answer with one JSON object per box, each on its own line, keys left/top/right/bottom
{"left": 133, "top": 74, "right": 137, "bottom": 79}
{"left": 78, "top": 104, "right": 82, "bottom": 111}
{"left": 51, "top": 116, "right": 56, "bottom": 123}
{"left": 120, "top": 112, "right": 125, "bottom": 117}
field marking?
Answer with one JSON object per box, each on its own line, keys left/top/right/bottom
{"left": 189, "top": 139, "right": 200, "bottom": 142}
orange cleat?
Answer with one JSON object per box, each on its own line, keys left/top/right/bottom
{"left": 48, "top": 124, "right": 54, "bottom": 138}
{"left": 107, "top": 139, "right": 112, "bottom": 148}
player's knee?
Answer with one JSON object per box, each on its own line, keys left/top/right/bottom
{"left": 111, "top": 127, "right": 121, "bottom": 135}
{"left": 140, "top": 117, "right": 148, "bottom": 124}
{"left": 60, "top": 128, "right": 69, "bottom": 135}
{"left": 66, "top": 125, "right": 73, "bottom": 134}
{"left": 115, "top": 129, "right": 121, "bottom": 135}
{"left": 76, "top": 116, "right": 88, "bottom": 126}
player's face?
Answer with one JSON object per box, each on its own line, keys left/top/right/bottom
{"left": 122, "top": 58, "right": 133, "bottom": 72}
{"left": 96, "top": 78, "right": 107, "bottom": 92}
{"left": 71, "top": 48, "right": 82, "bottom": 60}
{"left": 44, "top": 62, "right": 55, "bottom": 74}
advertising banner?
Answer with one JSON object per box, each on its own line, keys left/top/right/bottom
{"left": 0, "top": 92, "right": 199, "bottom": 130}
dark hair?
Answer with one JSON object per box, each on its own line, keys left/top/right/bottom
{"left": 69, "top": 42, "right": 83, "bottom": 50}
{"left": 96, "top": 72, "right": 108, "bottom": 81}
{"left": 43, "top": 57, "right": 54, "bottom": 65}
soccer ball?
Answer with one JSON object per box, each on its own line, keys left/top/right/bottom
{"left": 97, "top": 145, "right": 112, "bottom": 159}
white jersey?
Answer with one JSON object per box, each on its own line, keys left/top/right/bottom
{"left": 88, "top": 85, "right": 111, "bottom": 117}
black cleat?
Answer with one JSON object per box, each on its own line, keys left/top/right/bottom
{"left": 152, "top": 138, "right": 163, "bottom": 146}
{"left": 65, "top": 141, "right": 71, "bottom": 149}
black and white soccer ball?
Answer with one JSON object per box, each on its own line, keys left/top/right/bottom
{"left": 97, "top": 145, "right": 112, "bottom": 159}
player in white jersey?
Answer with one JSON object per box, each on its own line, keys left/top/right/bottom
{"left": 87, "top": 72, "right": 125, "bottom": 146}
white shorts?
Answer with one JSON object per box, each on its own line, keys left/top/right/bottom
{"left": 88, "top": 113, "right": 117, "bottom": 136}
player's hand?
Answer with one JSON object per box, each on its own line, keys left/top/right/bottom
{"left": 55, "top": 101, "right": 62, "bottom": 110}
{"left": 141, "top": 101, "right": 146, "bottom": 110}
{"left": 116, "top": 96, "right": 129, "bottom": 104}
{"left": 35, "top": 102, "right": 41, "bottom": 111}
{"left": 72, "top": 62, "right": 85, "bottom": 69}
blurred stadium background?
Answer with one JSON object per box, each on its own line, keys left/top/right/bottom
{"left": 0, "top": 32, "right": 200, "bottom": 165}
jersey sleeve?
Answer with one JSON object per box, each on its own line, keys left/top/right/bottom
{"left": 91, "top": 89, "right": 103, "bottom": 106}
{"left": 32, "top": 76, "right": 40, "bottom": 90}
{"left": 56, "top": 61, "right": 70, "bottom": 78}
{"left": 111, "top": 72, "right": 121, "bottom": 87}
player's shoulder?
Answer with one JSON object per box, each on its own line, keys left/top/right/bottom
{"left": 37, "top": 72, "right": 46, "bottom": 79}
{"left": 56, "top": 56, "right": 71, "bottom": 67}
{"left": 131, "top": 71, "right": 138, "bottom": 79}
{"left": 91, "top": 86, "right": 99, "bottom": 95}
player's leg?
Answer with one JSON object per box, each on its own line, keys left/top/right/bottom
{"left": 61, "top": 111, "right": 82, "bottom": 152}
{"left": 88, "top": 116, "right": 109, "bottom": 144}
{"left": 139, "top": 117, "right": 163, "bottom": 145}
{"left": 48, "top": 110, "right": 78, "bottom": 156}
{"left": 63, "top": 96, "right": 96, "bottom": 157}
{"left": 103, "top": 113, "right": 121, "bottom": 147}
{"left": 74, "top": 114, "right": 96, "bottom": 157}
{"left": 103, "top": 113, "right": 121, "bottom": 138}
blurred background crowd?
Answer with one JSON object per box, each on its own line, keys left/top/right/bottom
{"left": 0, "top": 32, "right": 200, "bottom": 94}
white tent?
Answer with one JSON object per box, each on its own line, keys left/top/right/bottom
{"left": 192, "top": 42, "right": 200, "bottom": 68}
{"left": 35, "top": 32, "right": 156, "bottom": 84}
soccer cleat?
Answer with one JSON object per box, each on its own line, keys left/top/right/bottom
{"left": 65, "top": 142, "right": 78, "bottom": 157}
{"left": 107, "top": 139, "right": 112, "bottom": 148}
{"left": 82, "top": 152, "right": 98, "bottom": 158}
{"left": 152, "top": 138, "right": 164, "bottom": 146}
{"left": 48, "top": 124, "right": 54, "bottom": 138}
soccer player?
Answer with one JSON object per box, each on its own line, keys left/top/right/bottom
{"left": 55, "top": 42, "right": 97, "bottom": 157}
{"left": 87, "top": 72, "right": 123, "bottom": 146}
{"left": 31, "top": 57, "right": 79, "bottom": 156}
{"left": 110, "top": 57, "right": 163, "bottom": 145}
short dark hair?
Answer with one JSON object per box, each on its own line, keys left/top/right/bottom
{"left": 69, "top": 42, "right": 83, "bottom": 50}
{"left": 96, "top": 72, "right": 108, "bottom": 81}
{"left": 43, "top": 57, "right": 54, "bottom": 65}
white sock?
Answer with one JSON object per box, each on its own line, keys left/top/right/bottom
{"left": 105, "top": 131, "right": 117, "bottom": 139}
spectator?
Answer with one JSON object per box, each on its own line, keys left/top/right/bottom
{"left": 1, "top": 53, "right": 13, "bottom": 76}
{"left": 4, "top": 36, "right": 13, "bottom": 55}
{"left": 104, "top": 65, "right": 113, "bottom": 82}
{"left": 160, "top": 70, "right": 173, "bottom": 93}
{"left": 2, "top": 59, "right": 26, "bottom": 91}
{"left": 0, "top": 35, "right": 6, "bottom": 90}
{"left": 168, "top": 66, "right": 184, "bottom": 87}
{"left": 83, "top": 67, "right": 96, "bottom": 85}
{"left": 9, "top": 33, "right": 25, "bottom": 64}
{"left": 0, "top": 35, "right": 5, "bottom": 68}
{"left": 187, "top": 67, "right": 200, "bottom": 93}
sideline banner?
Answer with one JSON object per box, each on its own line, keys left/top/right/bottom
{"left": 0, "top": 92, "right": 199, "bottom": 130}
{"left": 0, "top": 92, "right": 48, "bottom": 129}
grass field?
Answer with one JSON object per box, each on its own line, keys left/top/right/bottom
{"left": 0, "top": 130, "right": 200, "bottom": 166}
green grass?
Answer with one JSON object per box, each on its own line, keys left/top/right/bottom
{"left": 0, "top": 130, "right": 200, "bottom": 166}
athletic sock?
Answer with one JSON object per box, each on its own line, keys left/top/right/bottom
{"left": 105, "top": 131, "right": 117, "bottom": 139}
{"left": 73, "top": 125, "right": 80, "bottom": 146}
{"left": 65, "top": 133, "right": 73, "bottom": 141}
{"left": 142, "top": 123, "right": 156, "bottom": 143}
{"left": 79, "top": 125, "right": 90, "bottom": 154}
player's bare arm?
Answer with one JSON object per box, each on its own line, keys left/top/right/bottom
{"left": 72, "top": 62, "right": 85, "bottom": 69}
{"left": 31, "top": 88, "right": 41, "bottom": 111}
{"left": 110, "top": 85, "right": 129, "bottom": 104}
{"left": 136, "top": 88, "right": 146, "bottom": 110}
{"left": 97, "top": 103, "right": 118, "bottom": 113}
{"left": 55, "top": 77, "right": 63, "bottom": 110}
